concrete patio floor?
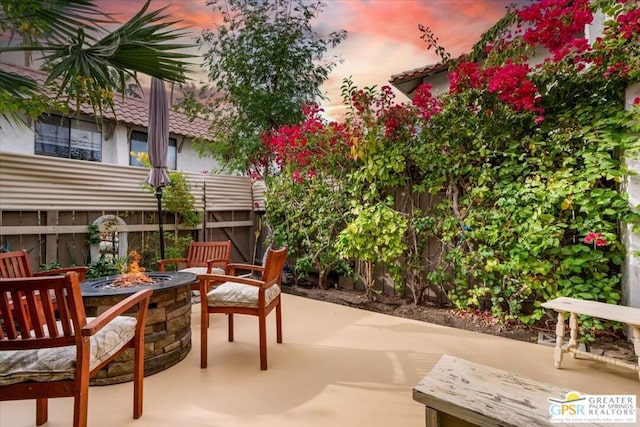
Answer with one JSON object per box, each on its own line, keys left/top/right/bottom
{"left": 1, "top": 293, "right": 638, "bottom": 427}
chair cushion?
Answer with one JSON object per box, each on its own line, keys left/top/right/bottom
{"left": 207, "top": 282, "right": 281, "bottom": 309}
{"left": 180, "top": 267, "right": 225, "bottom": 276}
{"left": 0, "top": 316, "right": 137, "bottom": 386}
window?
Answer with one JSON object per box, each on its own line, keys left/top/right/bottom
{"left": 35, "top": 115, "right": 102, "bottom": 161}
{"left": 129, "top": 130, "right": 177, "bottom": 170}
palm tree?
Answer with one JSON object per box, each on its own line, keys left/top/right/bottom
{"left": 0, "top": 0, "right": 195, "bottom": 119}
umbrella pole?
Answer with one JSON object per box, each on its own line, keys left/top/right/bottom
{"left": 155, "top": 187, "right": 165, "bottom": 259}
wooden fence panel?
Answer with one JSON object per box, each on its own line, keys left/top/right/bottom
{"left": 0, "top": 152, "right": 258, "bottom": 272}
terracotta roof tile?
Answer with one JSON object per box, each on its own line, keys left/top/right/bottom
{"left": 388, "top": 63, "right": 448, "bottom": 84}
{"left": 1, "top": 62, "right": 210, "bottom": 139}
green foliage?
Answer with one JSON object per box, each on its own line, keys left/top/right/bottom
{"left": 140, "top": 232, "right": 193, "bottom": 270}
{"left": 418, "top": 102, "right": 639, "bottom": 323}
{"left": 411, "top": 0, "right": 640, "bottom": 325}
{"left": 182, "top": 0, "right": 346, "bottom": 176}
{"left": 163, "top": 171, "right": 201, "bottom": 228}
{"left": 133, "top": 151, "right": 201, "bottom": 228}
{"left": 86, "top": 255, "right": 127, "bottom": 279}
{"left": 87, "top": 223, "right": 101, "bottom": 245}
{"left": 336, "top": 198, "right": 408, "bottom": 299}
{"left": 39, "top": 261, "right": 61, "bottom": 271}
{"left": 266, "top": 170, "right": 352, "bottom": 288}
{"left": 263, "top": 0, "right": 640, "bottom": 331}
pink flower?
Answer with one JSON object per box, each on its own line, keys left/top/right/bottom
{"left": 292, "top": 169, "right": 303, "bottom": 184}
{"left": 518, "top": 0, "right": 593, "bottom": 59}
{"left": 584, "top": 232, "right": 606, "bottom": 247}
{"left": 449, "top": 62, "right": 485, "bottom": 94}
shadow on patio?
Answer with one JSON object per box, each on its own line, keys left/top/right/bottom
{"left": 1, "top": 294, "right": 638, "bottom": 427}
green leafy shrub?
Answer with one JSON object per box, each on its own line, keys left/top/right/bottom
{"left": 261, "top": 0, "right": 640, "bottom": 333}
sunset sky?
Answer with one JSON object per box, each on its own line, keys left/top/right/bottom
{"left": 98, "top": 0, "right": 529, "bottom": 119}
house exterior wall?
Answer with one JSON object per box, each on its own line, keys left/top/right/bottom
{"left": 586, "top": 10, "right": 640, "bottom": 310}
{"left": 104, "top": 125, "right": 129, "bottom": 165}
{"left": 428, "top": 72, "right": 450, "bottom": 98}
{"left": 622, "top": 82, "right": 640, "bottom": 310}
{"left": 177, "top": 140, "right": 214, "bottom": 173}
{"left": 0, "top": 117, "right": 218, "bottom": 174}
{"left": 0, "top": 117, "right": 34, "bottom": 155}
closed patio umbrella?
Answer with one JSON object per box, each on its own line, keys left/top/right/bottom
{"left": 146, "top": 77, "right": 171, "bottom": 260}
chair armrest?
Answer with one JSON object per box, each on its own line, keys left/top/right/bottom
{"left": 206, "top": 258, "right": 230, "bottom": 271}
{"left": 157, "top": 258, "right": 188, "bottom": 271}
{"left": 81, "top": 289, "right": 153, "bottom": 337}
{"left": 34, "top": 266, "right": 89, "bottom": 281}
{"left": 226, "top": 262, "right": 264, "bottom": 276}
{"left": 206, "top": 257, "right": 230, "bottom": 265}
{"left": 198, "top": 274, "right": 265, "bottom": 295}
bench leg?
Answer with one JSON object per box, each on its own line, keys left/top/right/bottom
{"left": 425, "top": 407, "right": 441, "bottom": 427}
{"left": 568, "top": 312, "right": 578, "bottom": 359}
{"left": 632, "top": 326, "right": 640, "bottom": 382}
{"left": 553, "top": 311, "right": 565, "bottom": 369}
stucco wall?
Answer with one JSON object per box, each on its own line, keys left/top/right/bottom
{"left": 0, "top": 117, "right": 219, "bottom": 174}
{"left": 622, "top": 82, "right": 640, "bottom": 309}
{"left": 0, "top": 117, "right": 35, "bottom": 155}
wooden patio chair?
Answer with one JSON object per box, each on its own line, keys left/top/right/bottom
{"left": 157, "top": 241, "right": 232, "bottom": 291}
{"left": 0, "top": 249, "right": 89, "bottom": 328}
{"left": 198, "top": 246, "right": 288, "bottom": 370}
{"left": 0, "top": 249, "right": 88, "bottom": 281}
{"left": 0, "top": 272, "right": 152, "bottom": 427}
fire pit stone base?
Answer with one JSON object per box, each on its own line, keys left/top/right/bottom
{"left": 82, "top": 275, "right": 194, "bottom": 385}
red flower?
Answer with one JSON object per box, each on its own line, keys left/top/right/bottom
{"left": 616, "top": 8, "right": 640, "bottom": 40}
{"left": 584, "top": 232, "right": 606, "bottom": 247}
{"left": 413, "top": 84, "right": 442, "bottom": 120}
{"left": 518, "top": 0, "right": 593, "bottom": 61}
{"left": 486, "top": 62, "right": 544, "bottom": 114}
{"left": 449, "top": 62, "right": 485, "bottom": 94}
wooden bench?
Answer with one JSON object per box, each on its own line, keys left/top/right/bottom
{"left": 413, "top": 355, "right": 612, "bottom": 427}
{"left": 541, "top": 297, "right": 640, "bottom": 381}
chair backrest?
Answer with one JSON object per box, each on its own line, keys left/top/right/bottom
{"left": 0, "top": 272, "right": 85, "bottom": 350}
{"left": 186, "top": 241, "right": 232, "bottom": 268}
{"left": 0, "top": 249, "right": 33, "bottom": 279}
{"left": 260, "top": 247, "right": 288, "bottom": 285}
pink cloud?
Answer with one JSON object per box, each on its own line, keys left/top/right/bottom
{"left": 89, "top": 0, "right": 525, "bottom": 120}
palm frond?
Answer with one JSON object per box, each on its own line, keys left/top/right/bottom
{"left": 0, "top": 0, "right": 112, "bottom": 46}
{"left": 96, "top": 0, "right": 195, "bottom": 83}
{"left": 43, "top": 0, "right": 194, "bottom": 90}
{"left": 0, "top": 69, "right": 38, "bottom": 97}
{"left": 1, "top": 0, "right": 195, "bottom": 119}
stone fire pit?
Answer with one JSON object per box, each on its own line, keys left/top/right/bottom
{"left": 81, "top": 271, "right": 196, "bottom": 385}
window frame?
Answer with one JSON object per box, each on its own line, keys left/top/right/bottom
{"left": 34, "top": 114, "right": 102, "bottom": 162}
{"left": 129, "top": 130, "right": 177, "bottom": 170}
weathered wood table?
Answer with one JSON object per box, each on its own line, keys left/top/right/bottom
{"left": 413, "top": 355, "right": 612, "bottom": 427}
{"left": 541, "top": 297, "right": 640, "bottom": 381}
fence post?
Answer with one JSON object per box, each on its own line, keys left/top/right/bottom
{"left": 45, "top": 210, "right": 58, "bottom": 265}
